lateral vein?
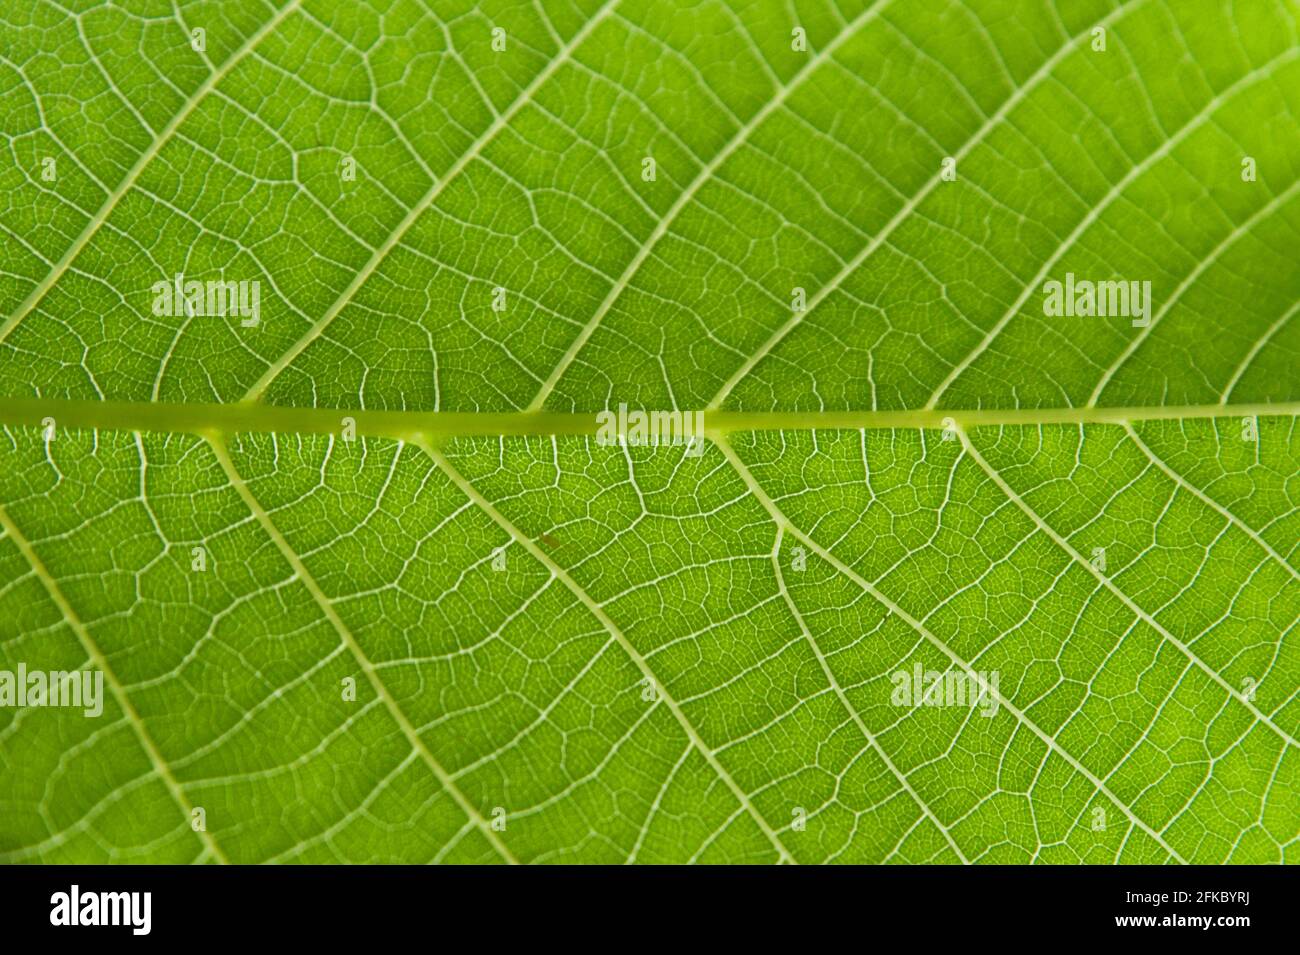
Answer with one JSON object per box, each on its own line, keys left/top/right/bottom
{"left": 205, "top": 432, "right": 520, "bottom": 865}
{"left": 958, "top": 426, "right": 1298, "bottom": 750}
{"left": 712, "top": 432, "right": 1191, "bottom": 864}
{"left": 771, "top": 527, "right": 972, "bottom": 863}
{"left": 0, "top": 0, "right": 303, "bottom": 347}
{"left": 411, "top": 435, "right": 798, "bottom": 864}
{"left": 0, "top": 500, "right": 231, "bottom": 864}
{"left": 241, "top": 0, "right": 625, "bottom": 404}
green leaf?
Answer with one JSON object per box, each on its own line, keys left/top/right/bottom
{"left": 0, "top": 0, "right": 1296, "bottom": 864}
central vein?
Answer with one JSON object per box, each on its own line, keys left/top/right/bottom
{"left": 0, "top": 397, "right": 1293, "bottom": 440}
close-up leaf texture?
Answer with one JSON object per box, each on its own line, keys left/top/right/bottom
{"left": 0, "top": 0, "right": 1297, "bottom": 864}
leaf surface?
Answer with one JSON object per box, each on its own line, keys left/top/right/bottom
{"left": 0, "top": 0, "right": 1296, "bottom": 863}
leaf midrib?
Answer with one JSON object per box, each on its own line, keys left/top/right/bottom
{"left": 0, "top": 396, "right": 1294, "bottom": 442}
